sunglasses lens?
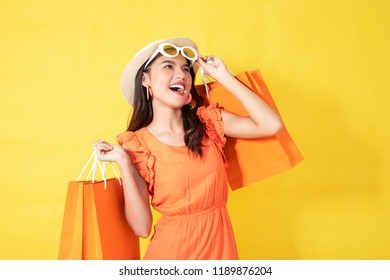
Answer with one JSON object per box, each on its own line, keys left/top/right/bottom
{"left": 182, "top": 47, "right": 197, "bottom": 59}
{"left": 162, "top": 45, "right": 179, "bottom": 56}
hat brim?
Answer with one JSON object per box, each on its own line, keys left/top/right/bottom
{"left": 120, "top": 38, "right": 199, "bottom": 105}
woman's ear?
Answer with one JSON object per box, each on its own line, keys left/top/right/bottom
{"left": 184, "top": 93, "right": 192, "bottom": 105}
{"left": 142, "top": 72, "right": 150, "bottom": 87}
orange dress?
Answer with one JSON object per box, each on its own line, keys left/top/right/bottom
{"left": 117, "top": 104, "right": 238, "bottom": 260}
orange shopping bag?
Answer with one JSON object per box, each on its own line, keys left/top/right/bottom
{"left": 196, "top": 69, "right": 303, "bottom": 190}
{"left": 58, "top": 151, "right": 140, "bottom": 259}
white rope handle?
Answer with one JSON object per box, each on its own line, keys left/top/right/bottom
{"left": 200, "top": 67, "right": 210, "bottom": 99}
{"left": 77, "top": 151, "right": 95, "bottom": 181}
{"left": 199, "top": 64, "right": 235, "bottom": 100}
{"left": 76, "top": 150, "right": 122, "bottom": 189}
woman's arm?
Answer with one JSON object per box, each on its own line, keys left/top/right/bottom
{"left": 197, "top": 56, "right": 283, "bottom": 138}
{"left": 93, "top": 140, "right": 152, "bottom": 238}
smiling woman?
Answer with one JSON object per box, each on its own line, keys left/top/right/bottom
{"left": 145, "top": 56, "right": 193, "bottom": 109}
{"left": 92, "top": 37, "right": 283, "bottom": 260}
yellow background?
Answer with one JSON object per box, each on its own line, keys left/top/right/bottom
{"left": 1, "top": 0, "right": 389, "bottom": 259}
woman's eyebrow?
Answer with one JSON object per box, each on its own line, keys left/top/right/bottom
{"left": 160, "top": 59, "right": 175, "bottom": 64}
{"left": 160, "top": 60, "right": 189, "bottom": 67}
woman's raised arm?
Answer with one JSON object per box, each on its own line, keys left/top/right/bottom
{"left": 197, "top": 56, "right": 283, "bottom": 139}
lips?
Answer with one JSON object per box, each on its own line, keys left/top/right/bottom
{"left": 169, "top": 83, "right": 187, "bottom": 96}
{"left": 169, "top": 84, "right": 185, "bottom": 92}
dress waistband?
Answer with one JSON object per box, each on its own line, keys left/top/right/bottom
{"left": 162, "top": 204, "right": 227, "bottom": 219}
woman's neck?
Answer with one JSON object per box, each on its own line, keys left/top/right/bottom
{"left": 146, "top": 105, "right": 185, "bottom": 146}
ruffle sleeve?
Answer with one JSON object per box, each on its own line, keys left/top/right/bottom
{"left": 197, "top": 103, "right": 228, "bottom": 167}
{"left": 117, "top": 131, "right": 155, "bottom": 195}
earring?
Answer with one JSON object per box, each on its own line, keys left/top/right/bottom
{"left": 146, "top": 87, "right": 150, "bottom": 100}
{"left": 189, "top": 99, "right": 196, "bottom": 110}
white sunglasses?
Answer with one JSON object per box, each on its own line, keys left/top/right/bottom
{"left": 144, "top": 43, "right": 199, "bottom": 69}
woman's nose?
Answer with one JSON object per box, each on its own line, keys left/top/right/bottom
{"left": 174, "top": 68, "right": 185, "bottom": 79}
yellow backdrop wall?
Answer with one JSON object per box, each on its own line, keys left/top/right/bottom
{"left": 1, "top": 0, "right": 389, "bottom": 259}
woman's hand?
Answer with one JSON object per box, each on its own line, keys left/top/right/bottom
{"left": 196, "top": 55, "right": 232, "bottom": 81}
{"left": 92, "top": 139, "right": 129, "bottom": 165}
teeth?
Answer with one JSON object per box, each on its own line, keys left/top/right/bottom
{"left": 169, "top": 84, "right": 184, "bottom": 92}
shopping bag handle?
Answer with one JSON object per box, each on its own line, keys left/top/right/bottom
{"left": 200, "top": 67, "right": 211, "bottom": 99}
{"left": 76, "top": 150, "right": 122, "bottom": 189}
{"left": 199, "top": 65, "right": 235, "bottom": 100}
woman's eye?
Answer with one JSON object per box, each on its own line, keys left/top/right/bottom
{"left": 183, "top": 67, "right": 190, "bottom": 72}
{"left": 164, "top": 64, "right": 173, "bottom": 69}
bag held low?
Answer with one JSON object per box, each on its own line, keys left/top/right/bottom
{"left": 58, "top": 151, "right": 140, "bottom": 259}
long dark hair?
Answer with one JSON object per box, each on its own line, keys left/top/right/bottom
{"left": 127, "top": 61, "right": 205, "bottom": 156}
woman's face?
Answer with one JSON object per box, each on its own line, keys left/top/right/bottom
{"left": 144, "top": 54, "right": 193, "bottom": 109}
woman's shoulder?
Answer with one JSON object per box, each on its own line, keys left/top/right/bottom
{"left": 117, "top": 130, "right": 136, "bottom": 145}
{"left": 117, "top": 128, "right": 148, "bottom": 150}
{"left": 197, "top": 103, "right": 228, "bottom": 166}
{"left": 117, "top": 128, "right": 155, "bottom": 194}
{"left": 198, "top": 103, "right": 226, "bottom": 147}
{"left": 197, "top": 103, "right": 224, "bottom": 140}
{"left": 197, "top": 103, "right": 222, "bottom": 121}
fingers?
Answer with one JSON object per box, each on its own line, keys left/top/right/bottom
{"left": 196, "top": 57, "right": 211, "bottom": 73}
{"left": 92, "top": 139, "right": 113, "bottom": 154}
{"left": 197, "top": 55, "right": 229, "bottom": 81}
{"left": 197, "top": 55, "right": 221, "bottom": 71}
{"left": 198, "top": 55, "right": 211, "bottom": 66}
{"left": 92, "top": 139, "right": 105, "bottom": 147}
{"left": 199, "top": 55, "right": 217, "bottom": 63}
{"left": 196, "top": 56, "right": 206, "bottom": 68}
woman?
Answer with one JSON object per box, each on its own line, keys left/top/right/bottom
{"left": 93, "top": 38, "right": 283, "bottom": 259}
